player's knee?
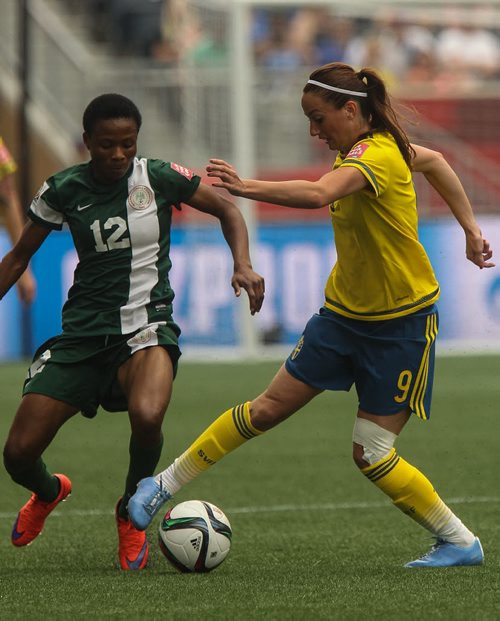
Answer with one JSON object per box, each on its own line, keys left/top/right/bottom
{"left": 352, "top": 442, "right": 368, "bottom": 469}
{"left": 3, "top": 439, "right": 31, "bottom": 475}
{"left": 129, "top": 403, "right": 165, "bottom": 440}
{"left": 249, "top": 396, "right": 288, "bottom": 431}
{"left": 352, "top": 418, "right": 397, "bottom": 469}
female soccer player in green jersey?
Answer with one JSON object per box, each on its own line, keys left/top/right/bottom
{"left": 129, "top": 62, "right": 494, "bottom": 568}
{"left": 0, "top": 93, "right": 264, "bottom": 570}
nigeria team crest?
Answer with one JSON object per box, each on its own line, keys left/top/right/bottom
{"left": 128, "top": 185, "right": 154, "bottom": 210}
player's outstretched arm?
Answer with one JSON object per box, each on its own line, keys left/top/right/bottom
{"left": 0, "top": 220, "right": 50, "bottom": 301}
{"left": 186, "top": 183, "right": 265, "bottom": 315}
{"left": 206, "top": 158, "right": 367, "bottom": 209}
{"left": 411, "top": 144, "right": 494, "bottom": 269}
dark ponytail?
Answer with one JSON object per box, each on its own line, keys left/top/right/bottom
{"left": 356, "top": 68, "right": 415, "bottom": 166}
{"left": 304, "top": 62, "right": 415, "bottom": 167}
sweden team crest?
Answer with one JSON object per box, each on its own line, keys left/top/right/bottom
{"left": 290, "top": 335, "right": 304, "bottom": 360}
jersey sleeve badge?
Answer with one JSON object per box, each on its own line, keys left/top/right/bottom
{"left": 170, "top": 162, "right": 194, "bottom": 180}
{"left": 346, "top": 142, "right": 370, "bottom": 159}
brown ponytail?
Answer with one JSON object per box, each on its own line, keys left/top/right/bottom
{"left": 303, "top": 62, "right": 415, "bottom": 167}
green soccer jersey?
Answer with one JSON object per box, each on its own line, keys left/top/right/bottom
{"left": 28, "top": 157, "right": 201, "bottom": 336}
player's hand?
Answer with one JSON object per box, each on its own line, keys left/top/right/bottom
{"left": 231, "top": 266, "right": 265, "bottom": 315}
{"left": 466, "top": 232, "right": 495, "bottom": 269}
{"left": 206, "top": 159, "right": 246, "bottom": 196}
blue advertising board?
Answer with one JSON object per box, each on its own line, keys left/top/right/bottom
{"left": 0, "top": 216, "right": 499, "bottom": 360}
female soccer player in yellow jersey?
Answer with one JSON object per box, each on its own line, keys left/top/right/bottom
{"left": 129, "top": 62, "right": 494, "bottom": 567}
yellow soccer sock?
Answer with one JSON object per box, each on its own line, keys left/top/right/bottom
{"left": 361, "top": 449, "right": 475, "bottom": 546}
{"left": 157, "top": 402, "right": 262, "bottom": 494}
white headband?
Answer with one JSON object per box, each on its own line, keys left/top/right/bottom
{"left": 306, "top": 79, "right": 368, "bottom": 98}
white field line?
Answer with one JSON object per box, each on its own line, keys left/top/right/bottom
{"left": 0, "top": 496, "right": 499, "bottom": 520}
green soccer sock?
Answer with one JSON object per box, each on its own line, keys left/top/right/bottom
{"left": 119, "top": 433, "right": 164, "bottom": 519}
{"left": 8, "top": 457, "right": 60, "bottom": 502}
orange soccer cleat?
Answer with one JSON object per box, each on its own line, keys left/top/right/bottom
{"left": 11, "top": 473, "right": 72, "bottom": 547}
{"left": 116, "top": 498, "right": 149, "bottom": 571}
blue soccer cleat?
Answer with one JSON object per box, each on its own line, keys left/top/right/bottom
{"left": 127, "top": 477, "right": 171, "bottom": 531}
{"left": 405, "top": 537, "right": 484, "bottom": 568}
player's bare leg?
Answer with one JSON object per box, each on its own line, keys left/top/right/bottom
{"left": 128, "top": 365, "right": 321, "bottom": 530}
{"left": 353, "top": 408, "right": 483, "bottom": 567}
{"left": 115, "top": 346, "right": 174, "bottom": 570}
{"left": 4, "top": 394, "right": 77, "bottom": 546}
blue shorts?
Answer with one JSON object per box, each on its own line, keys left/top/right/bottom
{"left": 285, "top": 305, "right": 438, "bottom": 419}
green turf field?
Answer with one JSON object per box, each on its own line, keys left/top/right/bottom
{"left": 0, "top": 356, "right": 499, "bottom": 620}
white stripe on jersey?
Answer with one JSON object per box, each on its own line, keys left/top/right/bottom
{"left": 120, "top": 158, "right": 160, "bottom": 333}
{"left": 30, "top": 181, "right": 65, "bottom": 226}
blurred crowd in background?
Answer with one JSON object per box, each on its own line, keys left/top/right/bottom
{"left": 69, "top": 0, "right": 500, "bottom": 93}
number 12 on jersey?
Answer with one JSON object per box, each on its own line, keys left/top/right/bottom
{"left": 91, "top": 218, "right": 131, "bottom": 252}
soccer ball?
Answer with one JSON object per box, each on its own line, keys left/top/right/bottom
{"left": 158, "top": 500, "right": 232, "bottom": 573}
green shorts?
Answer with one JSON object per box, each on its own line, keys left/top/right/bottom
{"left": 22, "top": 322, "right": 181, "bottom": 417}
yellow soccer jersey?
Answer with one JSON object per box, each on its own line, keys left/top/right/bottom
{"left": 0, "top": 137, "right": 17, "bottom": 182}
{"left": 324, "top": 131, "right": 439, "bottom": 320}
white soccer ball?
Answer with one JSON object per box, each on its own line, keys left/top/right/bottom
{"left": 158, "top": 500, "right": 232, "bottom": 572}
